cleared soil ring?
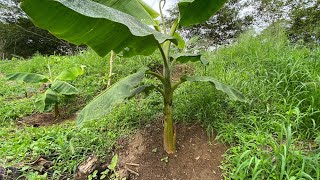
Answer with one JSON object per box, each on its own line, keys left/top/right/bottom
{"left": 117, "top": 120, "right": 227, "bottom": 180}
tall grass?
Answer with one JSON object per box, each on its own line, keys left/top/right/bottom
{"left": 174, "top": 26, "right": 320, "bottom": 179}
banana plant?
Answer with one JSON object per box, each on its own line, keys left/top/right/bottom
{"left": 20, "top": 0, "right": 246, "bottom": 153}
{"left": 6, "top": 66, "right": 85, "bottom": 117}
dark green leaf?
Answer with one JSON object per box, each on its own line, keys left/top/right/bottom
{"left": 181, "top": 76, "right": 247, "bottom": 102}
{"left": 51, "top": 81, "right": 79, "bottom": 95}
{"left": 55, "top": 66, "right": 85, "bottom": 81}
{"left": 178, "top": 0, "right": 227, "bottom": 26}
{"left": 35, "top": 89, "right": 58, "bottom": 112}
{"left": 77, "top": 68, "right": 148, "bottom": 125}
{"left": 173, "top": 53, "right": 208, "bottom": 65}
{"left": 6, "top": 73, "right": 48, "bottom": 83}
{"left": 128, "top": 85, "right": 154, "bottom": 99}
{"left": 21, "top": 0, "right": 177, "bottom": 57}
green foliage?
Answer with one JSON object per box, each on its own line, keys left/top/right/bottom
{"left": 180, "top": 75, "right": 247, "bottom": 102}
{"left": 0, "top": 18, "right": 80, "bottom": 59}
{"left": 178, "top": 0, "right": 227, "bottom": 26}
{"left": 77, "top": 68, "right": 148, "bottom": 125}
{"left": 1, "top": 24, "right": 319, "bottom": 179}
{"left": 20, "top": 0, "right": 241, "bottom": 153}
{"left": 173, "top": 26, "right": 320, "bottom": 179}
{"left": 0, "top": 51, "right": 162, "bottom": 178}
{"left": 6, "top": 65, "right": 85, "bottom": 116}
{"left": 21, "top": 0, "right": 176, "bottom": 57}
{"left": 167, "top": 0, "right": 254, "bottom": 47}
{"left": 288, "top": 1, "right": 320, "bottom": 47}
{"left": 93, "top": 0, "right": 159, "bottom": 25}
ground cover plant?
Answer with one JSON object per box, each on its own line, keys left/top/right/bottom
{"left": 20, "top": 0, "right": 247, "bottom": 154}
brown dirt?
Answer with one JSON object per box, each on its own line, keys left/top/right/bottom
{"left": 116, "top": 120, "right": 227, "bottom": 180}
{"left": 149, "top": 63, "right": 195, "bottom": 82}
{"left": 172, "top": 64, "right": 195, "bottom": 81}
{"left": 17, "top": 113, "right": 75, "bottom": 127}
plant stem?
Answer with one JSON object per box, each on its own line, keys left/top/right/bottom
{"left": 158, "top": 42, "right": 176, "bottom": 153}
{"left": 146, "top": 70, "right": 165, "bottom": 84}
{"left": 159, "top": 0, "right": 167, "bottom": 34}
{"left": 162, "top": 19, "right": 179, "bottom": 60}
{"left": 157, "top": 17, "right": 181, "bottom": 154}
{"left": 163, "top": 90, "right": 176, "bottom": 153}
{"left": 47, "top": 60, "right": 52, "bottom": 81}
{"left": 54, "top": 103, "right": 60, "bottom": 118}
{"left": 107, "top": 50, "right": 115, "bottom": 87}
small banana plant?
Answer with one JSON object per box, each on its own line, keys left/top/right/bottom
{"left": 6, "top": 66, "right": 85, "bottom": 118}
{"left": 20, "top": 0, "right": 247, "bottom": 153}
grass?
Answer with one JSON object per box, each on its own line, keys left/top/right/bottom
{"left": 0, "top": 51, "right": 163, "bottom": 178}
{"left": 0, "top": 25, "right": 319, "bottom": 179}
{"left": 173, "top": 26, "right": 320, "bottom": 179}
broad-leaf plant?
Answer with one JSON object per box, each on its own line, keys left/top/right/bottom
{"left": 6, "top": 66, "right": 85, "bottom": 117}
{"left": 20, "top": 0, "right": 246, "bottom": 153}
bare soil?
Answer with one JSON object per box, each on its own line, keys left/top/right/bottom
{"left": 17, "top": 113, "right": 75, "bottom": 127}
{"left": 116, "top": 120, "right": 227, "bottom": 180}
{"left": 172, "top": 64, "right": 195, "bottom": 81}
{"left": 149, "top": 63, "right": 195, "bottom": 82}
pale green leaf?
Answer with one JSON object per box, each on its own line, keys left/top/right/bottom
{"left": 173, "top": 32, "right": 185, "bottom": 49}
{"left": 178, "top": 0, "right": 227, "bottom": 26}
{"left": 95, "top": 0, "right": 159, "bottom": 25}
{"left": 137, "top": 0, "right": 159, "bottom": 18}
{"left": 181, "top": 76, "right": 247, "bottom": 102}
{"left": 51, "top": 81, "right": 79, "bottom": 95}
{"left": 186, "top": 35, "right": 200, "bottom": 47}
{"left": 6, "top": 73, "right": 48, "bottom": 83}
{"left": 55, "top": 66, "right": 85, "bottom": 81}
{"left": 108, "top": 154, "right": 118, "bottom": 170}
{"left": 77, "top": 68, "right": 148, "bottom": 124}
{"left": 21, "top": 0, "right": 176, "bottom": 57}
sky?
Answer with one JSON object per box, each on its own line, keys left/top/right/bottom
{"left": 144, "top": 0, "right": 178, "bottom": 12}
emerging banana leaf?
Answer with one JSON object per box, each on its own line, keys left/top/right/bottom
{"left": 181, "top": 76, "right": 247, "bottom": 102}
{"left": 21, "top": 0, "right": 177, "bottom": 57}
{"left": 6, "top": 73, "right": 48, "bottom": 83}
{"left": 77, "top": 68, "right": 149, "bottom": 125}
{"left": 178, "top": 0, "right": 227, "bottom": 26}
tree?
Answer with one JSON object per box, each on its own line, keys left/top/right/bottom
{"left": 0, "top": 0, "right": 82, "bottom": 59}
{"left": 287, "top": 1, "right": 320, "bottom": 46}
{"left": 20, "top": 0, "right": 246, "bottom": 154}
{"left": 166, "top": 0, "right": 254, "bottom": 48}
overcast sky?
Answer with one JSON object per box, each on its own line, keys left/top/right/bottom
{"left": 144, "top": 0, "right": 178, "bottom": 12}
